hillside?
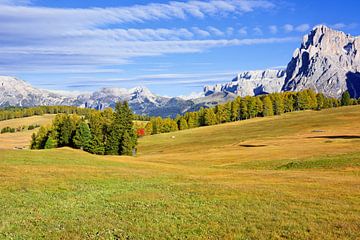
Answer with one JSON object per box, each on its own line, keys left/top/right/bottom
{"left": 0, "top": 114, "right": 55, "bottom": 149}
{"left": 0, "top": 106, "right": 360, "bottom": 239}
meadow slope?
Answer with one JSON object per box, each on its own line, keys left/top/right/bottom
{"left": 0, "top": 106, "right": 360, "bottom": 239}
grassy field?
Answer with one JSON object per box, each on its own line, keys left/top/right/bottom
{"left": 0, "top": 115, "right": 55, "bottom": 149}
{"left": 0, "top": 107, "right": 360, "bottom": 239}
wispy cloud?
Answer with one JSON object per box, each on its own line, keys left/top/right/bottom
{"left": 269, "top": 25, "right": 278, "bottom": 34}
{"left": 0, "top": 0, "right": 280, "bottom": 73}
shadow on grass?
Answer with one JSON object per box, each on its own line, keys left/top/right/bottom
{"left": 239, "top": 144, "right": 267, "bottom": 148}
{"left": 308, "top": 135, "right": 360, "bottom": 139}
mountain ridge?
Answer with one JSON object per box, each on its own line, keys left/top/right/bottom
{"left": 1, "top": 25, "right": 359, "bottom": 117}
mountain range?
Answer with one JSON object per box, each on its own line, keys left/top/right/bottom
{"left": 0, "top": 25, "right": 359, "bottom": 117}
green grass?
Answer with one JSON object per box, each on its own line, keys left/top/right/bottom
{"left": 1, "top": 106, "right": 360, "bottom": 239}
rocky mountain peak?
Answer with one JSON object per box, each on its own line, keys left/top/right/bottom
{"left": 283, "top": 25, "right": 360, "bottom": 98}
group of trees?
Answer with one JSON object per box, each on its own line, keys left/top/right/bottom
{"left": 140, "top": 90, "right": 358, "bottom": 136}
{"left": 31, "top": 102, "right": 137, "bottom": 156}
{"left": 0, "top": 105, "right": 150, "bottom": 122}
{"left": 1, "top": 124, "right": 40, "bottom": 134}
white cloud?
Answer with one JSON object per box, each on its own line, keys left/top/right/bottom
{"left": 269, "top": 25, "right": 278, "bottom": 34}
{"left": 283, "top": 24, "right": 294, "bottom": 32}
{"left": 0, "top": 0, "right": 280, "bottom": 73}
{"left": 253, "top": 27, "right": 263, "bottom": 35}
{"left": 238, "top": 27, "right": 248, "bottom": 35}
{"left": 0, "top": 0, "right": 31, "bottom": 5}
{"left": 207, "top": 26, "right": 224, "bottom": 36}
{"left": 295, "top": 24, "right": 310, "bottom": 32}
{"left": 192, "top": 27, "right": 210, "bottom": 37}
{"left": 331, "top": 22, "right": 358, "bottom": 30}
{"left": 226, "top": 27, "right": 234, "bottom": 36}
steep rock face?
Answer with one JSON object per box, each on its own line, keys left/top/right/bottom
{"left": 282, "top": 25, "right": 360, "bottom": 98}
{"left": 0, "top": 76, "right": 74, "bottom": 107}
{"left": 204, "top": 69, "right": 286, "bottom": 97}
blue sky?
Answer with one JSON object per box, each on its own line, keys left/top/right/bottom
{"left": 0, "top": 0, "right": 359, "bottom": 96}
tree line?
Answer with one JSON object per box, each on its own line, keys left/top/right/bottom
{"left": 31, "top": 102, "right": 137, "bottom": 156}
{"left": 0, "top": 105, "right": 150, "bottom": 122}
{"left": 1, "top": 124, "right": 40, "bottom": 134}
{"left": 140, "top": 90, "right": 358, "bottom": 135}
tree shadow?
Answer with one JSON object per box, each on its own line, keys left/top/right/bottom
{"left": 308, "top": 135, "right": 360, "bottom": 139}
{"left": 239, "top": 144, "right": 267, "bottom": 148}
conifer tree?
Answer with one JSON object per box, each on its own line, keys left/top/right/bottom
{"left": 88, "top": 111, "right": 105, "bottom": 155}
{"left": 204, "top": 108, "right": 217, "bottom": 126}
{"left": 262, "top": 95, "right": 274, "bottom": 117}
{"left": 239, "top": 98, "right": 249, "bottom": 120}
{"left": 120, "top": 131, "right": 133, "bottom": 156}
{"left": 178, "top": 117, "right": 189, "bottom": 130}
{"left": 73, "top": 121, "right": 92, "bottom": 151}
{"left": 231, "top": 97, "right": 241, "bottom": 121}
{"left": 341, "top": 91, "right": 351, "bottom": 106}
{"left": 272, "top": 93, "right": 284, "bottom": 115}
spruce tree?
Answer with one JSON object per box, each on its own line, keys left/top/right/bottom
{"left": 341, "top": 91, "right": 351, "bottom": 106}
{"left": 73, "top": 121, "right": 92, "bottom": 151}
{"left": 120, "top": 131, "right": 133, "bottom": 156}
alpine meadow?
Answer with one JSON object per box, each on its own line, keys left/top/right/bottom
{"left": 1, "top": 0, "right": 360, "bottom": 239}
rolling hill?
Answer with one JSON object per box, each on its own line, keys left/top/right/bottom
{"left": 0, "top": 106, "right": 360, "bottom": 239}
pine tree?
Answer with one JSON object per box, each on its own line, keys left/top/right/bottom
{"left": 178, "top": 117, "right": 189, "bottom": 130}
{"left": 239, "top": 98, "right": 249, "bottom": 120}
{"left": 247, "top": 97, "right": 257, "bottom": 118}
{"left": 262, "top": 96, "right": 274, "bottom": 117}
{"left": 283, "top": 93, "right": 295, "bottom": 112}
{"left": 73, "top": 121, "right": 92, "bottom": 151}
{"left": 316, "top": 93, "right": 326, "bottom": 110}
{"left": 204, "top": 108, "right": 217, "bottom": 126}
{"left": 231, "top": 97, "right": 241, "bottom": 121}
{"left": 272, "top": 93, "right": 284, "bottom": 115}
{"left": 88, "top": 111, "right": 105, "bottom": 155}
{"left": 120, "top": 131, "right": 133, "bottom": 156}
{"left": 341, "top": 91, "right": 351, "bottom": 106}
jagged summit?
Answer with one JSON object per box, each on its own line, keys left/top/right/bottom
{"left": 204, "top": 25, "right": 359, "bottom": 99}
{"left": 283, "top": 24, "right": 360, "bottom": 98}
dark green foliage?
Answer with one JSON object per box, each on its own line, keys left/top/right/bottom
{"left": 44, "top": 136, "right": 56, "bottom": 149}
{"left": 341, "top": 91, "right": 351, "bottom": 106}
{"left": 73, "top": 121, "right": 92, "bottom": 151}
{"left": 31, "top": 101, "right": 137, "bottom": 156}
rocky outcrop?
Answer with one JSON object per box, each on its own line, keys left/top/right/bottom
{"left": 204, "top": 69, "right": 286, "bottom": 97}
{"left": 282, "top": 25, "right": 360, "bottom": 98}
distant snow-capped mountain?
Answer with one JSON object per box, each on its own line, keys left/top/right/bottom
{"left": 0, "top": 76, "right": 197, "bottom": 117}
{"left": 0, "top": 76, "right": 75, "bottom": 107}
{"left": 1, "top": 25, "right": 359, "bottom": 117}
{"left": 204, "top": 69, "right": 286, "bottom": 97}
